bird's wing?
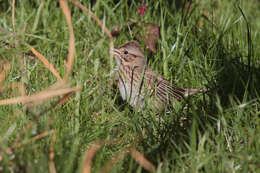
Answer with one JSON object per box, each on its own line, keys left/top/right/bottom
{"left": 144, "top": 68, "right": 185, "bottom": 103}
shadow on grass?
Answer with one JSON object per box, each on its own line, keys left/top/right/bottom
{"left": 119, "top": 32, "right": 260, "bottom": 169}
{"left": 213, "top": 49, "right": 260, "bottom": 106}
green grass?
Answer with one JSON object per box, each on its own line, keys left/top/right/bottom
{"left": 0, "top": 0, "right": 260, "bottom": 172}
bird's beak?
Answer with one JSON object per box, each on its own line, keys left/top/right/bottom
{"left": 111, "top": 48, "right": 120, "bottom": 57}
{"left": 111, "top": 48, "right": 122, "bottom": 65}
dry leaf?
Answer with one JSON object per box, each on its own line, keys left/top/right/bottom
{"left": 135, "top": 23, "right": 160, "bottom": 52}
{"left": 111, "top": 25, "right": 121, "bottom": 37}
{"left": 144, "top": 23, "right": 160, "bottom": 52}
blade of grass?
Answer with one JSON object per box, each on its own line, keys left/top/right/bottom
{"left": 12, "top": 0, "right": 16, "bottom": 32}
{"left": 69, "top": 0, "right": 114, "bottom": 71}
{"left": 13, "top": 130, "right": 54, "bottom": 148}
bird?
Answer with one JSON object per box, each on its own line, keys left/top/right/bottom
{"left": 112, "top": 41, "right": 206, "bottom": 111}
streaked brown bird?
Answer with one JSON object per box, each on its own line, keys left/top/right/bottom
{"left": 113, "top": 41, "right": 206, "bottom": 111}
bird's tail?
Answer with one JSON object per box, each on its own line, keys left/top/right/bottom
{"left": 184, "top": 88, "right": 208, "bottom": 97}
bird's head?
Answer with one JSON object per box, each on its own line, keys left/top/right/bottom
{"left": 113, "top": 41, "right": 146, "bottom": 68}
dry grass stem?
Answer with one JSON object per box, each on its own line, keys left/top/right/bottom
{"left": 28, "top": 46, "right": 63, "bottom": 82}
{"left": 55, "top": 92, "right": 73, "bottom": 109}
{"left": 0, "top": 86, "right": 81, "bottom": 106}
{"left": 59, "top": 0, "right": 75, "bottom": 81}
{"left": 129, "top": 148, "right": 156, "bottom": 172}
{"left": 69, "top": 0, "right": 114, "bottom": 71}
{"left": 82, "top": 142, "right": 101, "bottom": 173}
{"left": 80, "top": 138, "right": 148, "bottom": 173}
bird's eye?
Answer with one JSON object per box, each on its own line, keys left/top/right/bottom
{"left": 124, "top": 50, "right": 128, "bottom": 55}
